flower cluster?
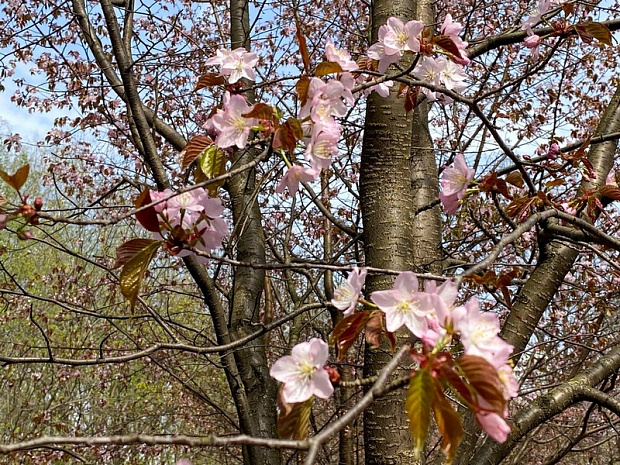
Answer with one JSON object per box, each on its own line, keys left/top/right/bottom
{"left": 205, "top": 47, "right": 259, "bottom": 84}
{"left": 439, "top": 153, "right": 475, "bottom": 214}
{"left": 204, "top": 91, "right": 259, "bottom": 149}
{"left": 271, "top": 266, "right": 517, "bottom": 443}
{"left": 150, "top": 188, "right": 228, "bottom": 259}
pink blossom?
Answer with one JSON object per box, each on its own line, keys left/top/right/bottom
{"left": 206, "top": 47, "right": 259, "bottom": 84}
{"left": 305, "top": 123, "right": 341, "bottom": 170}
{"left": 370, "top": 271, "right": 433, "bottom": 337}
{"left": 413, "top": 57, "right": 441, "bottom": 101}
{"left": 425, "top": 279, "right": 462, "bottom": 326}
{"left": 476, "top": 411, "right": 511, "bottom": 443}
{"left": 439, "top": 191, "right": 461, "bottom": 214}
{"left": 331, "top": 266, "right": 367, "bottom": 315}
{"left": 210, "top": 92, "right": 258, "bottom": 149}
{"left": 367, "top": 40, "right": 401, "bottom": 74}
{"left": 325, "top": 39, "right": 358, "bottom": 71}
{"left": 363, "top": 79, "right": 394, "bottom": 98}
{"left": 382, "top": 17, "right": 424, "bottom": 55}
{"left": 546, "top": 142, "right": 560, "bottom": 159}
{"left": 441, "top": 153, "right": 474, "bottom": 202}
{"left": 440, "top": 14, "right": 470, "bottom": 64}
{"left": 275, "top": 165, "right": 319, "bottom": 196}
{"left": 607, "top": 168, "right": 617, "bottom": 186}
{"left": 498, "top": 364, "right": 519, "bottom": 400}
{"left": 438, "top": 58, "right": 468, "bottom": 94}
{"left": 524, "top": 34, "right": 541, "bottom": 60}
{"left": 521, "top": 0, "right": 554, "bottom": 35}
{"left": 270, "top": 338, "right": 334, "bottom": 403}
{"left": 455, "top": 298, "right": 514, "bottom": 368}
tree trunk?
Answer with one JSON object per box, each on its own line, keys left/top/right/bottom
{"left": 360, "top": 0, "right": 439, "bottom": 462}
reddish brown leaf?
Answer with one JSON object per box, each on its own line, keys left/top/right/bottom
{"left": 285, "top": 117, "right": 303, "bottom": 140}
{"left": 181, "top": 135, "right": 213, "bottom": 171}
{"left": 434, "top": 36, "right": 461, "bottom": 58}
{"left": 331, "top": 310, "right": 374, "bottom": 360}
{"left": 295, "top": 20, "right": 310, "bottom": 74}
{"left": 505, "top": 171, "right": 524, "bottom": 189}
{"left": 276, "top": 389, "right": 313, "bottom": 440}
{"left": 479, "top": 172, "right": 512, "bottom": 199}
{"left": 242, "top": 102, "right": 274, "bottom": 120}
{"left": 599, "top": 185, "right": 620, "bottom": 200}
{"left": 439, "top": 364, "right": 475, "bottom": 407}
{"left": 134, "top": 189, "right": 161, "bottom": 233}
{"left": 315, "top": 61, "right": 344, "bottom": 77}
{"left": 404, "top": 86, "right": 419, "bottom": 113}
{"left": 272, "top": 125, "right": 297, "bottom": 154}
{"left": 195, "top": 72, "right": 226, "bottom": 91}
{"left": 456, "top": 355, "right": 506, "bottom": 415}
{"left": 562, "top": 2, "right": 574, "bottom": 16}
{"left": 433, "top": 386, "right": 464, "bottom": 464}
{"left": 0, "top": 164, "right": 29, "bottom": 192}
{"left": 114, "top": 238, "right": 161, "bottom": 269}
{"left": 296, "top": 76, "right": 310, "bottom": 107}
{"left": 545, "top": 178, "right": 565, "bottom": 189}
{"left": 574, "top": 22, "right": 612, "bottom": 46}
{"left": 364, "top": 312, "right": 383, "bottom": 348}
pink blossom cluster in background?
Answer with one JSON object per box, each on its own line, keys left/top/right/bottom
{"left": 150, "top": 188, "right": 228, "bottom": 259}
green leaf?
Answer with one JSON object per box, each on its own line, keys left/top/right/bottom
{"left": 119, "top": 239, "right": 161, "bottom": 309}
{"left": 456, "top": 355, "right": 506, "bottom": 415}
{"left": 433, "top": 386, "right": 464, "bottom": 464}
{"left": 405, "top": 369, "right": 434, "bottom": 458}
{"left": 276, "top": 389, "right": 314, "bottom": 440}
{"left": 315, "top": 61, "right": 344, "bottom": 77}
{"left": 198, "top": 145, "right": 227, "bottom": 197}
{"left": 0, "top": 164, "right": 29, "bottom": 191}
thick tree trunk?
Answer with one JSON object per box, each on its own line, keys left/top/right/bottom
{"left": 226, "top": 0, "right": 280, "bottom": 463}
{"left": 360, "top": 0, "right": 439, "bottom": 462}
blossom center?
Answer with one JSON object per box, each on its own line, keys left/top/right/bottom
{"left": 298, "top": 360, "right": 316, "bottom": 381}
{"left": 334, "top": 284, "right": 354, "bottom": 302}
{"left": 396, "top": 300, "right": 415, "bottom": 314}
{"left": 231, "top": 116, "right": 247, "bottom": 132}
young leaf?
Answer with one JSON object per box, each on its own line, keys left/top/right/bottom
{"left": 405, "top": 369, "right": 434, "bottom": 458}
{"left": 505, "top": 171, "right": 524, "bottom": 189}
{"left": 119, "top": 239, "right": 161, "bottom": 309}
{"left": 0, "top": 164, "right": 29, "bottom": 192}
{"left": 456, "top": 355, "right": 506, "bottom": 415}
{"left": 364, "top": 312, "right": 383, "bottom": 348}
{"left": 276, "top": 389, "right": 314, "bottom": 440}
{"left": 272, "top": 125, "right": 297, "bottom": 154}
{"left": 599, "top": 184, "right": 620, "bottom": 201}
{"left": 330, "top": 310, "right": 374, "bottom": 360}
{"left": 198, "top": 145, "right": 227, "bottom": 196}
{"left": 114, "top": 238, "right": 161, "bottom": 269}
{"left": 242, "top": 102, "right": 274, "bottom": 120}
{"left": 181, "top": 136, "right": 214, "bottom": 171}
{"left": 433, "top": 388, "right": 463, "bottom": 464}
{"left": 195, "top": 72, "right": 226, "bottom": 91}
{"left": 315, "top": 61, "right": 344, "bottom": 77}
{"left": 434, "top": 36, "right": 461, "bottom": 58}
{"left": 574, "top": 22, "right": 612, "bottom": 46}
{"left": 296, "top": 76, "right": 310, "bottom": 107}
{"left": 134, "top": 189, "right": 161, "bottom": 233}
{"left": 295, "top": 19, "right": 310, "bottom": 74}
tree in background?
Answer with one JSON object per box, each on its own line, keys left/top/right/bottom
{"left": 2, "top": 0, "right": 620, "bottom": 464}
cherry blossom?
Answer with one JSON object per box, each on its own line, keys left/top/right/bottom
{"left": 382, "top": 17, "right": 424, "bottom": 55}
{"left": 275, "top": 165, "right": 319, "bottom": 196}
{"left": 439, "top": 153, "right": 474, "bottom": 213}
{"left": 331, "top": 266, "right": 367, "bottom": 315}
{"left": 440, "top": 14, "right": 470, "bottom": 65}
{"left": 370, "top": 271, "right": 433, "bottom": 337}
{"left": 521, "top": 0, "right": 554, "bottom": 35}
{"left": 209, "top": 92, "right": 259, "bottom": 149}
{"left": 455, "top": 298, "right": 514, "bottom": 368}
{"left": 325, "top": 39, "right": 358, "bottom": 72}
{"left": 524, "top": 34, "right": 541, "bottom": 60}
{"left": 205, "top": 47, "right": 259, "bottom": 84}
{"left": 270, "top": 338, "right": 334, "bottom": 403}
{"left": 149, "top": 188, "right": 228, "bottom": 258}
{"left": 476, "top": 410, "right": 511, "bottom": 443}
{"left": 363, "top": 79, "right": 394, "bottom": 98}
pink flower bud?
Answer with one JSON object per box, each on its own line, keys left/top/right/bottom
{"left": 524, "top": 34, "right": 541, "bottom": 48}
